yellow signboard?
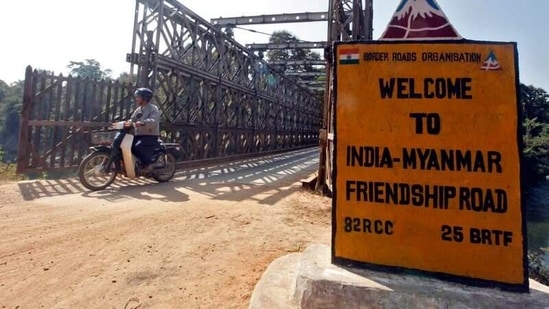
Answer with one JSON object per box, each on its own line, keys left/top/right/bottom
{"left": 333, "top": 41, "right": 528, "bottom": 291}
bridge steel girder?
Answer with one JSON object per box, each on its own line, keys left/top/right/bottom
{"left": 298, "top": 80, "right": 326, "bottom": 85}
{"left": 285, "top": 72, "right": 326, "bottom": 77}
{"left": 307, "top": 87, "right": 326, "bottom": 92}
{"left": 270, "top": 60, "right": 326, "bottom": 66}
{"left": 316, "top": 0, "right": 374, "bottom": 191}
{"left": 129, "top": 0, "right": 322, "bottom": 161}
{"left": 246, "top": 42, "right": 327, "bottom": 50}
{"left": 211, "top": 12, "right": 329, "bottom": 26}
{"left": 329, "top": 0, "right": 373, "bottom": 42}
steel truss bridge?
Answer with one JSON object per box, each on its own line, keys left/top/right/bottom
{"left": 17, "top": 0, "right": 373, "bottom": 191}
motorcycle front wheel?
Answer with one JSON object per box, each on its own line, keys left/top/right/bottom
{"left": 153, "top": 153, "right": 176, "bottom": 183}
{"left": 78, "top": 151, "right": 117, "bottom": 191}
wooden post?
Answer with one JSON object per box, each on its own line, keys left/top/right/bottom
{"left": 16, "top": 66, "right": 34, "bottom": 173}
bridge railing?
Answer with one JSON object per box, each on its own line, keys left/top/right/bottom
{"left": 16, "top": 64, "right": 320, "bottom": 174}
{"left": 129, "top": 0, "right": 322, "bottom": 159}
{"left": 16, "top": 0, "right": 323, "bottom": 174}
{"left": 16, "top": 67, "right": 135, "bottom": 174}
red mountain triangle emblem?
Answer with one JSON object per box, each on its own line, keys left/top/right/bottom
{"left": 380, "top": 0, "right": 462, "bottom": 40}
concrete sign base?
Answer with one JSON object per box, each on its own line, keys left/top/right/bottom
{"left": 250, "top": 244, "right": 549, "bottom": 309}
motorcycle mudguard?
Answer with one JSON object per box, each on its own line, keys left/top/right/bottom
{"left": 120, "top": 134, "right": 136, "bottom": 178}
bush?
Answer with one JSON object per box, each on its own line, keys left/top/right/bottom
{"left": 528, "top": 249, "right": 549, "bottom": 286}
{"left": 0, "top": 146, "right": 22, "bottom": 182}
{"left": 523, "top": 118, "right": 549, "bottom": 183}
{"left": 0, "top": 162, "right": 23, "bottom": 182}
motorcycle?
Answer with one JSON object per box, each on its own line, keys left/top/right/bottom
{"left": 78, "top": 119, "right": 179, "bottom": 191}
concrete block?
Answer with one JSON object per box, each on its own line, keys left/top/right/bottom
{"left": 249, "top": 244, "right": 549, "bottom": 308}
{"left": 249, "top": 253, "right": 300, "bottom": 309}
{"left": 294, "top": 244, "right": 549, "bottom": 309}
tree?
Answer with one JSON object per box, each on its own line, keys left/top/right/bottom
{"left": 116, "top": 72, "right": 134, "bottom": 84}
{"left": 265, "top": 30, "right": 324, "bottom": 76}
{"left": 264, "top": 30, "right": 325, "bottom": 99}
{"left": 521, "top": 84, "right": 549, "bottom": 182}
{"left": 0, "top": 60, "right": 116, "bottom": 163}
{"left": 521, "top": 84, "right": 549, "bottom": 123}
{"left": 0, "top": 80, "right": 24, "bottom": 162}
{"left": 67, "top": 59, "right": 112, "bottom": 80}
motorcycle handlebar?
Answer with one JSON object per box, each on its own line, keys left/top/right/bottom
{"left": 109, "top": 121, "right": 136, "bottom": 130}
{"left": 110, "top": 121, "right": 126, "bottom": 130}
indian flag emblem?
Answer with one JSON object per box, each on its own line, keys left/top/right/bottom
{"left": 339, "top": 49, "right": 360, "bottom": 65}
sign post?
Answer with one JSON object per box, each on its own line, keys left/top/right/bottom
{"left": 332, "top": 41, "right": 528, "bottom": 292}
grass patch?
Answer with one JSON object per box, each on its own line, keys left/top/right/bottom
{"left": 0, "top": 163, "right": 24, "bottom": 183}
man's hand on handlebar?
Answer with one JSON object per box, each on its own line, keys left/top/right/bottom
{"left": 110, "top": 120, "right": 144, "bottom": 129}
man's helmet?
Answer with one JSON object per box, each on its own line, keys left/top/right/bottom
{"left": 134, "top": 88, "right": 153, "bottom": 101}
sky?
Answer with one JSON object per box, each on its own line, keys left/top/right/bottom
{"left": 1, "top": 0, "right": 548, "bottom": 90}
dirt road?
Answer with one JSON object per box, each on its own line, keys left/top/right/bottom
{"left": 0, "top": 148, "right": 331, "bottom": 309}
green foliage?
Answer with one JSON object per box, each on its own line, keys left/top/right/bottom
{"left": 266, "top": 30, "right": 323, "bottom": 75}
{"left": 0, "top": 80, "right": 24, "bottom": 162}
{"left": 0, "top": 58, "right": 115, "bottom": 166}
{"left": 116, "top": 72, "right": 134, "bottom": 84}
{"left": 265, "top": 30, "right": 324, "bottom": 100}
{"left": 521, "top": 84, "right": 549, "bottom": 182}
{"left": 0, "top": 162, "right": 23, "bottom": 182}
{"left": 528, "top": 249, "right": 549, "bottom": 286}
{"left": 521, "top": 84, "right": 549, "bottom": 123}
{"left": 0, "top": 146, "right": 23, "bottom": 182}
{"left": 67, "top": 59, "right": 112, "bottom": 80}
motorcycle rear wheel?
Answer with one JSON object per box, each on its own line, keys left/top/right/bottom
{"left": 153, "top": 153, "right": 176, "bottom": 183}
{"left": 78, "top": 151, "right": 117, "bottom": 191}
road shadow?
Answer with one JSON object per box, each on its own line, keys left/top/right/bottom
{"left": 172, "top": 148, "right": 319, "bottom": 206}
{"left": 15, "top": 148, "right": 319, "bottom": 206}
{"left": 17, "top": 177, "right": 189, "bottom": 203}
{"left": 81, "top": 180, "right": 190, "bottom": 203}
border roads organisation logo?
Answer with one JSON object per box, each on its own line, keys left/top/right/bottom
{"left": 481, "top": 51, "right": 502, "bottom": 70}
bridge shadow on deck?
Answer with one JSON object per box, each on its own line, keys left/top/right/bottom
{"left": 16, "top": 148, "right": 319, "bottom": 206}
{"left": 173, "top": 148, "right": 319, "bottom": 205}
{"left": 17, "top": 176, "right": 189, "bottom": 203}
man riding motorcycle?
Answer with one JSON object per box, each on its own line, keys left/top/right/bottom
{"left": 125, "top": 87, "right": 160, "bottom": 174}
{"left": 79, "top": 87, "right": 178, "bottom": 191}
